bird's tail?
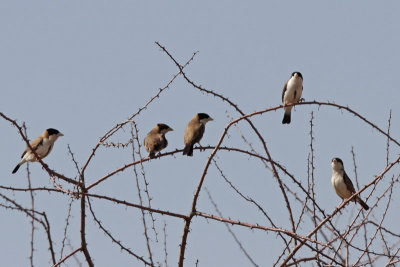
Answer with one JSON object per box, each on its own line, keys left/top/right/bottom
{"left": 282, "top": 110, "right": 291, "bottom": 124}
{"left": 12, "top": 163, "right": 21, "bottom": 174}
{"left": 183, "top": 144, "right": 194, "bottom": 156}
{"left": 357, "top": 197, "right": 369, "bottom": 210}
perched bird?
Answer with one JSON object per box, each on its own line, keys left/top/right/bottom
{"left": 183, "top": 113, "right": 213, "bottom": 156}
{"left": 12, "top": 128, "right": 64, "bottom": 174}
{"left": 331, "top": 158, "right": 369, "bottom": 210}
{"left": 282, "top": 72, "right": 303, "bottom": 124}
{"left": 144, "top": 123, "right": 173, "bottom": 159}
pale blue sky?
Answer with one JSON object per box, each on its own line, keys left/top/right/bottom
{"left": 1, "top": 1, "right": 400, "bottom": 266}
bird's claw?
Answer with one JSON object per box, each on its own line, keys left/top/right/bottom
{"left": 198, "top": 143, "right": 205, "bottom": 152}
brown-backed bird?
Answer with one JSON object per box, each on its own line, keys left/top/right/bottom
{"left": 144, "top": 123, "right": 173, "bottom": 159}
{"left": 331, "top": 157, "right": 369, "bottom": 210}
{"left": 12, "top": 128, "right": 64, "bottom": 174}
{"left": 183, "top": 113, "right": 213, "bottom": 156}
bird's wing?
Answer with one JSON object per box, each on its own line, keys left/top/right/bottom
{"left": 145, "top": 131, "right": 166, "bottom": 151}
{"left": 282, "top": 81, "right": 288, "bottom": 103}
{"left": 144, "top": 132, "right": 156, "bottom": 150}
{"left": 143, "top": 135, "right": 149, "bottom": 148}
{"left": 343, "top": 171, "right": 356, "bottom": 194}
{"left": 184, "top": 121, "right": 205, "bottom": 145}
{"left": 184, "top": 121, "right": 196, "bottom": 144}
{"left": 154, "top": 135, "right": 167, "bottom": 151}
{"left": 21, "top": 148, "right": 28, "bottom": 158}
{"left": 191, "top": 124, "right": 205, "bottom": 144}
{"left": 21, "top": 136, "right": 43, "bottom": 158}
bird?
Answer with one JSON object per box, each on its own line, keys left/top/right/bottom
{"left": 183, "top": 113, "right": 213, "bottom": 156}
{"left": 282, "top": 72, "right": 303, "bottom": 124}
{"left": 12, "top": 128, "right": 64, "bottom": 174}
{"left": 144, "top": 123, "right": 173, "bottom": 159}
{"left": 331, "top": 157, "right": 369, "bottom": 210}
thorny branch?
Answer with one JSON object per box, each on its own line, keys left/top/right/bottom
{"left": 1, "top": 41, "right": 399, "bottom": 267}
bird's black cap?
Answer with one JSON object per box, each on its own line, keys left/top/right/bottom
{"left": 197, "top": 113, "right": 211, "bottom": 120}
{"left": 46, "top": 128, "right": 61, "bottom": 136}
{"left": 291, "top": 72, "right": 303, "bottom": 79}
{"left": 332, "top": 157, "right": 343, "bottom": 165}
{"left": 157, "top": 123, "right": 172, "bottom": 130}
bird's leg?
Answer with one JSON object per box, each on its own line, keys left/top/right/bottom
{"left": 198, "top": 142, "right": 205, "bottom": 152}
{"left": 346, "top": 196, "right": 356, "bottom": 203}
{"left": 337, "top": 199, "right": 345, "bottom": 215}
{"left": 294, "top": 98, "right": 305, "bottom": 111}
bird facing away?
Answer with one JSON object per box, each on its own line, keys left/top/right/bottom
{"left": 331, "top": 158, "right": 369, "bottom": 210}
{"left": 144, "top": 123, "right": 173, "bottom": 159}
{"left": 12, "top": 128, "right": 64, "bottom": 174}
{"left": 183, "top": 113, "right": 213, "bottom": 156}
{"left": 282, "top": 72, "right": 303, "bottom": 124}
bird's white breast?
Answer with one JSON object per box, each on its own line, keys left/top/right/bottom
{"left": 331, "top": 171, "right": 351, "bottom": 199}
{"left": 24, "top": 137, "right": 54, "bottom": 162}
{"left": 37, "top": 138, "right": 54, "bottom": 156}
{"left": 284, "top": 77, "right": 303, "bottom": 103}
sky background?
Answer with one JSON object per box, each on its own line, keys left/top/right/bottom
{"left": 1, "top": 1, "right": 400, "bottom": 266}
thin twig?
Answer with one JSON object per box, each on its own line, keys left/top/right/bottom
{"left": 53, "top": 247, "right": 82, "bottom": 267}
{"left": 205, "top": 187, "right": 259, "bottom": 267}
{"left": 131, "top": 123, "right": 154, "bottom": 266}
{"left": 87, "top": 197, "right": 153, "bottom": 266}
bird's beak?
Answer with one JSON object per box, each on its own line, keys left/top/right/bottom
{"left": 169, "top": 128, "right": 174, "bottom": 132}
{"left": 332, "top": 158, "right": 337, "bottom": 163}
{"left": 59, "top": 133, "right": 64, "bottom": 137}
{"left": 208, "top": 117, "right": 214, "bottom": 122}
